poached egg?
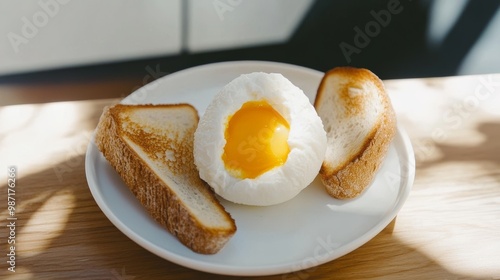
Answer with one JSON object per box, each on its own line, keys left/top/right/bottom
{"left": 194, "top": 72, "right": 326, "bottom": 206}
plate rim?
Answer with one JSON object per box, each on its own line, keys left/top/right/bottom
{"left": 85, "top": 60, "right": 415, "bottom": 276}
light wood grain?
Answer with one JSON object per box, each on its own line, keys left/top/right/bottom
{"left": 1, "top": 74, "right": 500, "bottom": 280}
{"left": 0, "top": 77, "right": 144, "bottom": 106}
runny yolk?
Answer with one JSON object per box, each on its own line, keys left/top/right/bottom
{"left": 222, "top": 100, "right": 290, "bottom": 179}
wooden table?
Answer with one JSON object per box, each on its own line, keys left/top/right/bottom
{"left": 1, "top": 73, "right": 499, "bottom": 279}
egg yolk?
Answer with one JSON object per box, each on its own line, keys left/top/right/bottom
{"left": 223, "top": 100, "right": 290, "bottom": 179}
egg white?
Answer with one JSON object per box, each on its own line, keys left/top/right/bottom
{"left": 194, "top": 72, "right": 327, "bottom": 206}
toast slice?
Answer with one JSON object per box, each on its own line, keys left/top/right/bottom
{"left": 314, "top": 67, "right": 396, "bottom": 199}
{"left": 94, "top": 104, "right": 236, "bottom": 254}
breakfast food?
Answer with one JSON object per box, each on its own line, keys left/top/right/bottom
{"left": 194, "top": 72, "right": 327, "bottom": 206}
{"left": 94, "top": 104, "right": 236, "bottom": 254}
{"left": 314, "top": 67, "right": 396, "bottom": 199}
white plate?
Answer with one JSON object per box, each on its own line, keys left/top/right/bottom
{"left": 85, "top": 61, "right": 415, "bottom": 276}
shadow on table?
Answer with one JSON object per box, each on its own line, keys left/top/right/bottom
{"left": 418, "top": 121, "right": 500, "bottom": 177}
{"left": 0, "top": 156, "right": 482, "bottom": 280}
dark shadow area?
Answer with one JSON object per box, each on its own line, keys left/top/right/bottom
{"left": 1, "top": 108, "right": 496, "bottom": 280}
{"left": 0, "top": 157, "right": 477, "bottom": 279}
{"left": 418, "top": 121, "right": 500, "bottom": 172}
{"left": 425, "top": 0, "right": 500, "bottom": 77}
{"left": 307, "top": 218, "right": 467, "bottom": 280}
{"left": 0, "top": 0, "right": 499, "bottom": 86}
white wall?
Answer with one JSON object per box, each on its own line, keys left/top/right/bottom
{"left": 0, "top": 0, "right": 313, "bottom": 76}
{"left": 0, "top": 0, "right": 182, "bottom": 75}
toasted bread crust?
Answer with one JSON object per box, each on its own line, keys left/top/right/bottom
{"left": 315, "top": 67, "right": 397, "bottom": 199}
{"left": 95, "top": 104, "right": 236, "bottom": 254}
